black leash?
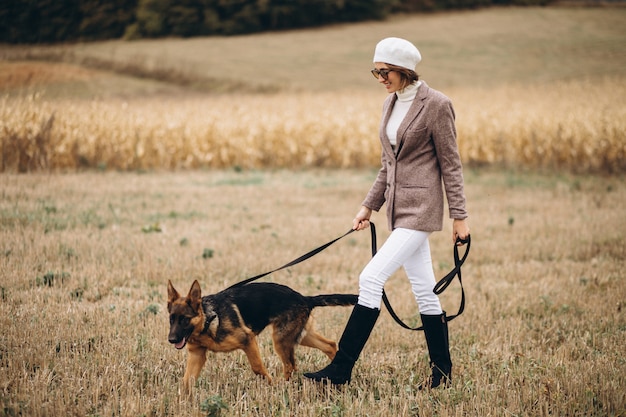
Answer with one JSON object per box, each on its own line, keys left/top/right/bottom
{"left": 226, "top": 228, "right": 356, "bottom": 290}
{"left": 227, "top": 222, "right": 470, "bottom": 331}
{"left": 374, "top": 221, "right": 471, "bottom": 331}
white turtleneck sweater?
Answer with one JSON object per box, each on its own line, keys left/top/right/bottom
{"left": 385, "top": 81, "right": 421, "bottom": 146}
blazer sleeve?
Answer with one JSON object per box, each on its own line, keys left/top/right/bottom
{"left": 432, "top": 97, "right": 468, "bottom": 220}
{"left": 362, "top": 149, "right": 388, "bottom": 211}
{"left": 362, "top": 96, "right": 394, "bottom": 212}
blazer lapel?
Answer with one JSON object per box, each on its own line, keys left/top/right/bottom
{"left": 380, "top": 94, "right": 397, "bottom": 157}
{"left": 395, "top": 82, "right": 428, "bottom": 154}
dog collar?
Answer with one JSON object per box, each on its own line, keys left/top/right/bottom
{"left": 202, "top": 312, "right": 217, "bottom": 335}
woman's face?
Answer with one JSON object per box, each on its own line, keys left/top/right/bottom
{"left": 373, "top": 63, "right": 402, "bottom": 94}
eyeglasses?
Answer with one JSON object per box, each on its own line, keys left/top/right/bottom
{"left": 371, "top": 68, "right": 393, "bottom": 80}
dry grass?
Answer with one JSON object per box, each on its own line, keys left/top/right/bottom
{"left": 1, "top": 169, "right": 625, "bottom": 416}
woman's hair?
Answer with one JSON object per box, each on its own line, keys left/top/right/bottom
{"left": 387, "top": 64, "right": 419, "bottom": 90}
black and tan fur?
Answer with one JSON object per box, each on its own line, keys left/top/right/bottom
{"left": 167, "top": 280, "right": 357, "bottom": 392}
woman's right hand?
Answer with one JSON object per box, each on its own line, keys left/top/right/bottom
{"left": 353, "top": 206, "right": 372, "bottom": 231}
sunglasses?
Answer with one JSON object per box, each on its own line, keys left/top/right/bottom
{"left": 371, "top": 68, "right": 393, "bottom": 80}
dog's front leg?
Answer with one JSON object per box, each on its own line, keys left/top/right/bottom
{"left": 242, "top": 337, "right": 272, "bottom": 383}
{"left": 183, "top": 345, "right": 207, "bottom": 396}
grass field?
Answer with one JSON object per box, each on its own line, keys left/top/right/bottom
{"left": 1, "top": 169, "right": 625, "bottom": 416}
{"left": 1, "top": 5, "right": 626, "bottom": 417}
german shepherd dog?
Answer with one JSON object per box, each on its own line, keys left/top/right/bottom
{"left": 167, "top": 279, "right": 357, "bottom": 393}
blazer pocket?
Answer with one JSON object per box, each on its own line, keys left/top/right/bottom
{"left": 405, "top": 126, "right": 428, "bottom": 140}
{"left": 397, "top": 184, "right": 429, "bottom": 207}
{"left": 397, "top": 126, "right": 428, "bottom": 153}
{"left": 409, "top": 125, "right": 428, "bottom": 133}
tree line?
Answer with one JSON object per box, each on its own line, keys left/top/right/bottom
{"left": 0, "top": 0, "right": 552, "bottom": 44}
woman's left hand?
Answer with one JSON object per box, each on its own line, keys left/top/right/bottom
{"left": 452, "top": 219, "right": 470, "bottom": 245}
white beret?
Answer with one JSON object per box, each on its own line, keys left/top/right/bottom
{"left": 373, "top": 37, "right": 421, "bottom": 70}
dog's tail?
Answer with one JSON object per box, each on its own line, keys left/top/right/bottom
{"left": 306, "top": 294, "right": 358, "bottom": 308}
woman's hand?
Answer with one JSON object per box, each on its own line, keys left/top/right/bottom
{"left": 453, "top": 219, "right": 470, "bottom": 245}
{"left": 353, "top": 206, "right": 372, "bottom": 231}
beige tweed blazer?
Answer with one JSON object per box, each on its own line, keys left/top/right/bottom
{"left": 362, "top": 81, "right": 468, "bottom": 232}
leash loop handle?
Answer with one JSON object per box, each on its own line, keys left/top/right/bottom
{"left": 379, "top": 227, "right": 471, "bottom": 331}
{"left": 433, "top": 236, "right": 470, "bottom": 295}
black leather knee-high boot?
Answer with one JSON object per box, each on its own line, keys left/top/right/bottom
{"left": 303, "top": 304, "right": 379, "bottom": 385}
{"left": 420, "top": 312, "right": 452, "bottom": 389}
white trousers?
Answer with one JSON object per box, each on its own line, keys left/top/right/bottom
{"left": 358, "top": 228, "right": 443, "bottom": 315}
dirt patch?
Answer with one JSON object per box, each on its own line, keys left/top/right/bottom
{"left": 0, "top": 61, "right": 99, "bottom": 89}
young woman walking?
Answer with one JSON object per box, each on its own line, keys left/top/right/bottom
{"left": 304, "top": 37, "right": 470, "bottom": 389}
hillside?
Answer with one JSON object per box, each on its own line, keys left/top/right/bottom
{"left": 1, "top": 6, "right": 624, "bottom": 98}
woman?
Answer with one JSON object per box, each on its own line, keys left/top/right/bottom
{"left": 304, "top": 37, "right": 470, "bottom": 388}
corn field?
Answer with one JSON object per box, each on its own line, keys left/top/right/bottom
{"left": 2, "top": 77, "right": 625, "bottom": 174}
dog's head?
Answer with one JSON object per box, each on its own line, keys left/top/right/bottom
{"left": 167, "top": 280, "right": 204, "bottom": 350}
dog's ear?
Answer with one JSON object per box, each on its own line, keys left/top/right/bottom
{"left": 167, "top": 280, "right": 180, "bottom": 309}
{"left": 187, "top": 280, "right": 202, "bottom": 311}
